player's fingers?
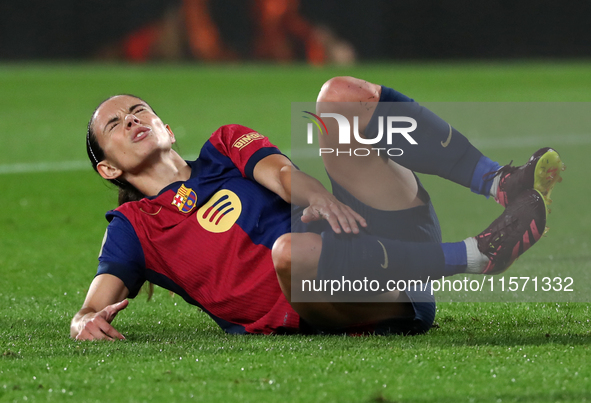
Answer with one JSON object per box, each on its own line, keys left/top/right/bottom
{"left": 76, "top": 329, "right": 106, "bottom": 341}
{"left": 113, "top": 299, "right": 129, "bottom": 313}
{"left": 75, "top": 329, "right": 93, "bottom": 341}
{"left": 327, "top": 204, "right": 352, "bottom": 233}
{"left": 97, "top": 320, "right": 125, "bottom": 340}
{"left": 331, "top": 202, "right": 365, "bottom": 234}
{"left": 345, "top": 205, "right": 367, "bottom": 230}
{"left": 340, "top": 207, "right": 359, "bottom": 234}
{"left": 102, "top": 300, "right": 129, "bottom": 322}
{"left": 321, "top": 208, "right": 342, "bottom": 234}
{"left": 79, "top": 320, "right": 113, "bottom": 341}
{"left": 327, "top": 202, "right": 366, "bottom": 234}
{"left": 301, "top": 206, "right": 320, "bottom": 223}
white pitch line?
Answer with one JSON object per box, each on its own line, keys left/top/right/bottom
{"left": 0, "top": 154, "right": 200, "bottom": 175}
{"left": 0, "top": 160, "right": 90, "bottom": 174}
{"left": 0, "top": 134, "right": 588, "bottom": 175}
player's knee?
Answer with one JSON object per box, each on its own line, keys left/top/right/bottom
{"left": 272, "top": 234, "right": 292, "bottom": 277}
{"left": 317, "top": 76, "right": 381, "bottom": 104}
{"left": 273, "top": 233, "right": 322, "bottom": 279}
{"left": 317, "top": 76, "right": 354, "bottom": 103}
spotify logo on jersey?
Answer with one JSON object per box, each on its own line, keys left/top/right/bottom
{"left": 197, "top": 190, "right": 242, "bottom": 233}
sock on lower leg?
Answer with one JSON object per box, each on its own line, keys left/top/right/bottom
{"left": 470, "top": 155, "right": 502, "bottom": 197}
{"left": 318, "top": 231, "right": 463, "bottom": 283}
{"left": 440, "top": 241, "right": 467, "bottom": 275}
{"left": 366, "top": 86, "right": 484, "bottom": 189}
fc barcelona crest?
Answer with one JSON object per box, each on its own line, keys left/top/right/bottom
{"left": 171, "top": 184, "right": 197, "bottom": 213}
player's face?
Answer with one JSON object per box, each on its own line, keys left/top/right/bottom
{"left": 91, "top": 95, "right": 175, "bottom": 177}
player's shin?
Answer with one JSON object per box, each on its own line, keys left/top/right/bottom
{"left": 366, "top": 86, "right": 501, "bottom": 195}
{"left": 316, "top": 231, "right": 471, "bottom": 288}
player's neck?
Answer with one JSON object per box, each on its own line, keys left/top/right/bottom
{"left": 125, "top": 150, "right": 191, "bottom": 196}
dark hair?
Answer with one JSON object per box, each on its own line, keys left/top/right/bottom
{"left": 86, "top": 95, "right": 149, "bottom": 205}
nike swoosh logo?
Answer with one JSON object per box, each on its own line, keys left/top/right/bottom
{"left": 441, "top": 124, "right": 452, "bottom": 147}
{"left": 377, "top": 240, "right": 388, "bottom": 269}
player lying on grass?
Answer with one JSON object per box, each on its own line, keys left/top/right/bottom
{"left": 71, "top": 76, "right": 564, "bottom": 340}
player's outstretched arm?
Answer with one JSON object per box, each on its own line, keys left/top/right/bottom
{"left": 253, "top": 154, "right": 367, "bottom": 234}
{"left": 70, "top": 274, "right": 130, "bottom": 341}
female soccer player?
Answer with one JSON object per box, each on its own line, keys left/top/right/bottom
{"left": 71, "top": 77, "right": 562, "bottom": 340}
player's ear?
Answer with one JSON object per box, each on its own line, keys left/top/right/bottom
{"left": 165, "top": 124, "right": 176, "bottom": 144}
{"left": 97, "top": 161, "right": 123, "bottom": 181}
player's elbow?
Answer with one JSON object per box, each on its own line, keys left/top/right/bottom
{"left": 277, "top": 165, "right": 293, "bottom": 203}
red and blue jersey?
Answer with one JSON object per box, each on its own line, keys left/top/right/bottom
{"left": 97, "top": 124, "right": 300, "bottom": 334}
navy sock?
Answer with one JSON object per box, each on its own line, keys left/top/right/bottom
{"left": 366, "top": 86, "right": 484, "bottom": 189}
{"left": 440, "top": 241, "right": 468, "bottom": 274}
{"left": 470, "top": 155, "right": 502, "bottom": 196}
{"left": 317, "top": 231, "right": 466, "bottom": 284}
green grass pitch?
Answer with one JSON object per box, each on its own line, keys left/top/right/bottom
{"left": 1, "top": 62, "right": 591, "bottom": 402}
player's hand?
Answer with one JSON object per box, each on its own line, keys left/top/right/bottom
{"left": 301, "top": 194, "right": 367, "bottom": 234}
{"left": 75, "top": 300, "right": 129, "bottom": 341}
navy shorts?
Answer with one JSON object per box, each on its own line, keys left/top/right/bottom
{"left": 292, "top": 175, "right": 441, "bottom": 335}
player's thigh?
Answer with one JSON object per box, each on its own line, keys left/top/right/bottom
{"left": 316, "top": 76, "right": 381, "bottom": 165}
{"left": 273, "top": 232, "right": 414, "bottom": 330}
{"left": 316, "top": 77, "right": 421, "bottom": 211}
{"left": 290, "top": 299, "right": 414, "bottom": 330}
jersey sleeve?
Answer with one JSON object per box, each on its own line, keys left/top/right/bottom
{"left": 207, "top": 124, "right": 283, "bottom": 179}
{"left": 96, "top": 213, "right": 146, "bottom": 298}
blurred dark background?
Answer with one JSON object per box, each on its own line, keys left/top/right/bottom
{"left": 1, "top": 0, "right": 589, "bottom": 63}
